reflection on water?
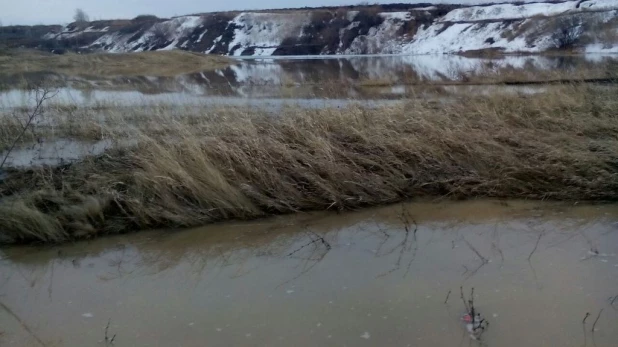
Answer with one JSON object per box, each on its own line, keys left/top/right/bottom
{"left": 1, "top": 200, "right": 617, "bottom": 346}
{"left": 1, "top": 138, "right": 115, "bottom": 168}
{"left": 1, "top": 54, "right": 616, "bottom": 104}
{"left": 0, "top": 138, "right": 139, "bottom": 169}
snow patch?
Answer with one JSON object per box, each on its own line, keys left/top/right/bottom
{"left": 586, "top": 43, "right": 618, "bottom": 54}
{"left": 379, "top": 12, "right": 412, "bottom": 21}
{"left": 207, "top": 35, "right": 223, "bottom": 54}
{"left": 342, "top": 14, "right": 409, "bottom": 54}
{"left": 441, "top": 2, "right": 580, "bottom": 22}
{"left": 226, "top": 12, "right": 310, "bottom": 56}
{"left": 402, "top": 20, "right": 548, "bottom": 54}
{"left": 347, "top": 11, "right": 360, "bottom": 22}
{"left": 196, "top": 29, "right": 208, "bottom": 43}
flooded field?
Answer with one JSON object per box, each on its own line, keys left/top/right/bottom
{"left": 1, "top": 200, "right": 617, "bottom": 346}
{"left": 1, "top": 54, "right": 616, "bottom": 104}
{"left": 1, "top": 53, "right": 616, "bottom": 170}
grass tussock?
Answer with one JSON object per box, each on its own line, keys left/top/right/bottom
{"left": 0, "top": 50, "right": 231, "bottom": 76}
{"left": 1, "top": 85, "right": 618, "bottom": 244}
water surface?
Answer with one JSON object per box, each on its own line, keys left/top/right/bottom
{"left": 1, "top": 200, "right": 617, "bottom": 346}
{"left": 1, "top": 54, "right": 616, "bottom": 105}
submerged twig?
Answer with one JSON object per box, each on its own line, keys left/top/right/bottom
{"left": 464, "top": 238, "right": 488, "bottom": 264}
{"left": 307, "top": 230, "right": 331, "bottom": 251}
{"left": 0, "top": 301, "right": 47, "bottom": 346}
{"left": 591, "top": 309, "right": 603, "bottom": 332}
{"left": 460, "top": 286, "right": 469, "bottom": 313}
{"left": 444, "top": 290, "right": 452, "bottom": 304}
{"left": 528, "top": 231, "right": 544, "bottom": 261}
{"left": 582, "top": 312, "right": 590, "bottom": 324}
{"left": 104, "top": 318, "right": 117, "bottom": 345}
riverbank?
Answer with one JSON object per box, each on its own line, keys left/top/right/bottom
{"left": 0, "top": 50, "right": 232, "bottom": 76}
{"left": 1, "top": 85, "right": 617, "bottom": 244}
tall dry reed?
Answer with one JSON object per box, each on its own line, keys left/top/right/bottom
{"left": 1, "top": 85, "right": 617, "bottom": 244}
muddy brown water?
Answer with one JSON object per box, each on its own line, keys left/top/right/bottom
{"left": 1, "top": 200, "right": 618, "bottom": 346}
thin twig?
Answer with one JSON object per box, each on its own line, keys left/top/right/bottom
{"left": 528, "top": 231, "right": 544, "bottom": 261}
{"left": 460, "top": 286, "right": 469, "bottom": 313}
{"left": 47, "top": 259, "right": 55, "bottom": 301}
{"left": 610, "top": 295, "right": 617, "bottom": 306}
{"left": 307, "top": 230, "right": 331, "bottom": 251}
{"left": 287, "top": 238, "right": 319, "bottom": 257}
{"left": 0, "top": 301, "right": 47, "bottom": 346}
{"left": 591, "top": 309, "right": 603, "bottom": 332}
{"left": 464, "top": 238, "right": 488, "bottom": 264}
{"left": 0, "top": 87, "right": 56, "bottom": 170}
{"left": 444, "top": 290, "right": 452, "bottom": 304}
{"left": 105, "top": 318, "right": 117, "bottom": 345}
{"left": 582, "top": 312, "right": 590, "bottom": 324}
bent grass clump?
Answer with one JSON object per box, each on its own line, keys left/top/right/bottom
{"left": 1, "top": 85, "right": 618, "bottom": 244}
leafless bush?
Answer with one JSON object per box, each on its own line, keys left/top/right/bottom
{"left": 73, "top": 8, "right": 90, "bottom": 24}
{"left": 550, "top": 16, "right": 584, "bottom": 49}
{"left": 0, "top": 86, "right": 56, "bottom": 170}
{"left": 151, "top": 22, "right": 170, "bottom": 41}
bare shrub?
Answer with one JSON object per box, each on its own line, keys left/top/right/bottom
{"left": 73, "top": 8, "right": 90, "bottom": 23}
{"left": 151, "top": 22, "right": 171, "bottom": 41}
{"left": 549, "top": 15, "right": 584, "bottom": 49}
{"left": 133, "top": 15, "right": 159, "bottom": 22}
{"left": 0, "top": 86, "right": 56, "bottom": 170}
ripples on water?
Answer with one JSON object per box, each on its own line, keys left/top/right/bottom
{"left": 1, "top": 200, "right": 617, "bottom": 346}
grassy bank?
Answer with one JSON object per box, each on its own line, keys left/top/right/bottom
{"left": 1, "top": 85, "right": 618, "bottom": 244}
{"left": 0, "top": 50, "right": 231, "bottom": 76}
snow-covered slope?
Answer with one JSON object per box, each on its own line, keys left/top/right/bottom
{"left": 43, "top": 0, "right": 618, "bottom": 56}
{"left": 226, "top": 13, "right": 311, "bottom": 56}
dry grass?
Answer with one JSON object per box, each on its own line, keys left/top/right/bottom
{"left": 1, "top": 85, "right": 618, "bottom": 244}
{"left": 0, "top": 50, "right": 231, "bottom": 76}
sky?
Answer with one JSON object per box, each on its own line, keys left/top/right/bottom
{"left": 0, "top": 0, "right": 537, "bottom": 25}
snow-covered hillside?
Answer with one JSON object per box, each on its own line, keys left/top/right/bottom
{"left": 43, "top": 0, "right": 618, "bottom": 56}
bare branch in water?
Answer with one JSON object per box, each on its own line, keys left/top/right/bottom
{"left": 105, "top": 318, "right": 117, "bottom": 345}
{"left": 0, "top": 301, "right": 47, "bottom": 346}
{"left": 460, "top": 286, "right": 469, "bottom": 313}
{"left": 464, "top": 238, "right": 488, "bottom": 264}
{"left": 0, "top": 86, "right": 57, "bottom": 171}
{"left": 591, "top": 309, "right": 603, "bottom": 332}
{"left": 444, "top": 290, "right": 452, "bottom": 304}
{"left": 582, "top": 312, "right": 590, "bottom": 324}
{"left": 528, "top": 231, "right": 544, "bottom": 261}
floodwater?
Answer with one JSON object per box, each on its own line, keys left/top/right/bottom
{"left": 1, "top": 54, "right": 616, "bottom": 105}
{"left": 2, "top": 53, "right": 616, "bottom": 170}
{"left": 1, "top": 200, "right": 617, "bottom": 346}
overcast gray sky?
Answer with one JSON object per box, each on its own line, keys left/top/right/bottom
{"left": 0, "top": 0, "right": 530, "bottom": 25}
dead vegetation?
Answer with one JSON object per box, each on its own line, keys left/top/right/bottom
{"left": 0, "top": 50, "right": 231, "bottom": 76}
{"left": 1, "top": 85, "right": 618, "bottom": 244}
